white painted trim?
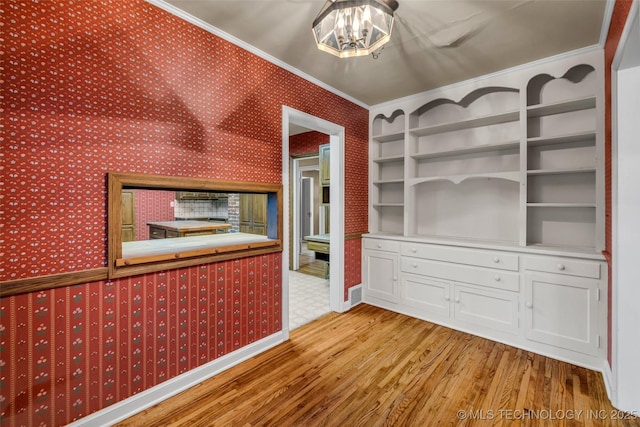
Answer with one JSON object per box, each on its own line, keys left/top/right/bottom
{"left": 611, "top": 0, "right": 640, "bottom": 413}
{"left": 282, "top": 106, "right": 346, "bottom": 317}
{"left": 602, "top": 359, "right": 615, "bottom": 405}
{"left": 370, "top": 45, "right": 603, "bottom": 111}
{"left": 599, "top": 0, "right": 617, "bottom": 48}
{"left": 145, "top": 0, "right": 368, "bottom": 109}
{"left": 68, "top": 332, "right": 286, "bottom": 427}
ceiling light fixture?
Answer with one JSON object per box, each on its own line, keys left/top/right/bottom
{"left": 312, "top": 0, "right": 399, "bottom": 59}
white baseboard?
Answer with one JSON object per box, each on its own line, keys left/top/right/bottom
{"left": 601, "top": 359, "right": 617, "bottom": 408}
{"left": 68, "top": 332, "right": 286, "bottom": 427}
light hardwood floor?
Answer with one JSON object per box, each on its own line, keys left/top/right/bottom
{"left": 116, "top": 305, "right": 639, "bottom": 427}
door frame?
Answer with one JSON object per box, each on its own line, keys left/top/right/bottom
{"left": 282, "top": 106, "right": 346, "bottom": 338}
{"left": 611, "top": 0, "right": 640, "bottom": 413}
{"left": 291, "top": 159, "right": 319, "bottom": 270}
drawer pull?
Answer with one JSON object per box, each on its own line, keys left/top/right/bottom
{"left": 557, "top": 263, "right": 565, "bottom": 271}
{"left": 526, "top": 302, "right": 533, "bottom": 309}
{"left": 444, "top": 295, "right": 450, "bottom": 301}
{"left": 393, "top": 276, "right": 397, "bottom": 281}
{"left": 494, "top": 275, "right": 501, "bottom": 282}
{"left": 412, "top": 263, "right": 418, "bottom": 268}
{"left": 493, "top": 256, "right": 500, "bottom": 263}
{"left": 411, "top": 248, "right": 417, "bottom": 253}
{"left": 454, "top": 297, "right": 460, "bottom": 303}
{"left": 377, "top": 243, "right": 382, "bottom": 248}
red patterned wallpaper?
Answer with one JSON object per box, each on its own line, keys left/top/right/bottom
{"left": 133, "top": 190, "right": 175, "bottom": 240}
{"left": 0, "top": 255, "right": 281, "bottom": 425}
{"left": 0, "top": 0, "right": 368, "bottom": 425}
{"left": 1, "top": 0, "right": 369, "bottom": 281}
{"left": 289, "top": 131, "right": 329, "bottom": 157}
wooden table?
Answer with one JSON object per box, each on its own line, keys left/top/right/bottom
{"left": 147, "top": 220, "right": 231, "bottom": 239}
{"left": 304, "top": 234, "right": 330, "bottom": 278}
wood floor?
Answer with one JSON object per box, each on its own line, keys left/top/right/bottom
{"left": 116, "top": 305, "right": 639, "bottom": 427}
{"left": 297, "top": 250, "right": 327, "bottom": 278}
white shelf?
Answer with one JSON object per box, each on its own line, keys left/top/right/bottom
{"left": 373, "top": 154, "right": 404, "bottom": 163}
{"left": 527, "top": 167, "right": 595, "bottom": 176}
{"left": 411, "top": 140, "right": 519, "bottom": 160}
{"left": 409, "top": 110, "right": 519, "bottom": 137}
{"left": 373, "top": 203, "right": 404, "bottom": 207}
{"left": 409, "top": 171, "right": 521, "bottom": 186}
{"left": 373, "top": 178, "right": 404, "bottom": 185}
{"left": 527, "top": 130, "right": 596, "bottom": 147}
{"left": 372, "top": 130, "right": 404, "bottom": 143}
{"left": 527, "top": 96, "right": 595, "bottom": 117}
{"left": 527, "top": 203, "right": 596, "bottom": 208}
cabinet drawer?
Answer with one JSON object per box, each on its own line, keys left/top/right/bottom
{"left": 401, "top": 258, "right": 519, "bottom": 292}
{"left": 149, "top": 227, "right": 166, "bottom": 239}
{"left": 307, "top": 240, "right": 330, "bottom": 254}
{"left": 363, "top": 238, "right": 400, "bottom": 253}
{"left": 400, "top": 243, "right": 519, "bottom": 271}
{"left": 524, "top": 257, "right": 600, "bottom": 279}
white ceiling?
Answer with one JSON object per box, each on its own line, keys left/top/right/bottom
{"left": 158, "top": 0, "right": 610, "bottom": 107}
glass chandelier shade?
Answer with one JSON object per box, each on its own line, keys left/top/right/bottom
{"left": 312, "top": 0, "right": 399, "bottom": 58}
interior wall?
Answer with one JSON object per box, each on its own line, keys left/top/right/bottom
{"left": 0, "top": 1, "right": 368, "bottom": 425}
{"left": 615, "top": 63, "right": 640, "bottom": 413}
{"left": 604, "top": 0, "right": 634, "bottom": 366}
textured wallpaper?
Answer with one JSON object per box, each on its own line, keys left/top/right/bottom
{"left": 0, "top": 0, "right": 368, "bottom": 425}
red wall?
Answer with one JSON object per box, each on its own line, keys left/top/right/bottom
{"left": 604, "top": 0, "right": 634, "bottom": 365}
{"left": 133, "top": 190, "right": 175, "bottom": 240}
{"left": 289, "top": 131, "right": 329, "bottom": 157}
{"left": 0, "top": 0, "right": 368, "bottom": 425}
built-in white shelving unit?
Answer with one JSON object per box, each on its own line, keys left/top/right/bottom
{"left": 363, "top": 50, "right": 607, "bottom": 371}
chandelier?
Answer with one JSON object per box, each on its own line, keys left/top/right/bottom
{"left": 312, "top": 0, "right": 399, "bottom": 58}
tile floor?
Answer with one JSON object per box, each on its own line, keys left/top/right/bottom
{"left": 288, "top": 269, "right": 330, "bottom": 330}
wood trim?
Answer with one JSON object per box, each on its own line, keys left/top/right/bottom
{"left": 345, "top": 233, "right": 364, "bottom": 241}
{"left": 0, "top": 268, "right": 109, "bottom": 298}
{"left": 115, "top": 241, "right": 281, "bottom": 267}
{"left": 107, "top": 172, "right": 284, "bottom": 279}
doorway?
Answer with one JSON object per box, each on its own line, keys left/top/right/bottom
{"left": 281, "top": 106, "right": 345, "bottom": 337}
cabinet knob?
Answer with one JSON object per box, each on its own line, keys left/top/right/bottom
{"left": 494, "top": 275, "right": 501, "bottom": 282}
{"left": 377, "top": 243, "right": 382, "bottom": 248}
{"left": 557, "top": 264, "right": 565, "bottom": 271}
{"left": 393, "top": 276, "right": 397, "bottom": 281}
{"left": 454, "top": 298, "right": 461, "bottom": 303}
{"left": 526, "top": 302, "right": 533, "bottom": 309}
{"left": 493, "top": 256, "right": 500, "bottom": 263}
{"left": 411, "top": 248, "right": 417, "bottom": 253}
{"left": 412, "top": 263, "right": 418, "bottom": 268}
{"left": 444, "top": 295, "right": 450, "bottom": 301}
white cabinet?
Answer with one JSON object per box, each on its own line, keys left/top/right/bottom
{"left": 362, "top": 237, "right": 607, "bottom": 369}
{"left": 364, "top": 50, "right": 607, "bottom": 370}
{"left": 524, "top": 256, "right": 602, "bottom": 356}
{"left": 453, "top": 284, "right": 519, "bottom": 335}
{"left": 398, "top": 243, "right": 520, "bottom": 335}
{"left": 402, "top": 274, "right": 451, "bottom": 317}
{"left": 362, "top": 239, "right": 400, "bottom": 303}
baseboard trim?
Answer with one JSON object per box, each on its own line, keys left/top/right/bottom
{"left": 601, "top": 359, "right": 617, "bottom": 408}
{"left": 68, "top": 332, "right": 286, "bottom": 427}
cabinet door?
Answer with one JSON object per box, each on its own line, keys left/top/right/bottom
{"left": 524, "top": 273, "right": 599, "bottom": 356}
{"left": 319, "top": 143, "right": 330, "bottom": 185}
{"left": 453, "top": 284, "right": 519, "bottom": 334}
{"left": 121, "top": 190, "right": 135, "bottom": 242}
{"left": 239, "top": 194, "right": 267, "bottom": 235}
{"left": 401, "top": 273, "right": 450, "bottom": 317}
{"left": 363, "top": 250, "right": 399, "bottom": 303}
